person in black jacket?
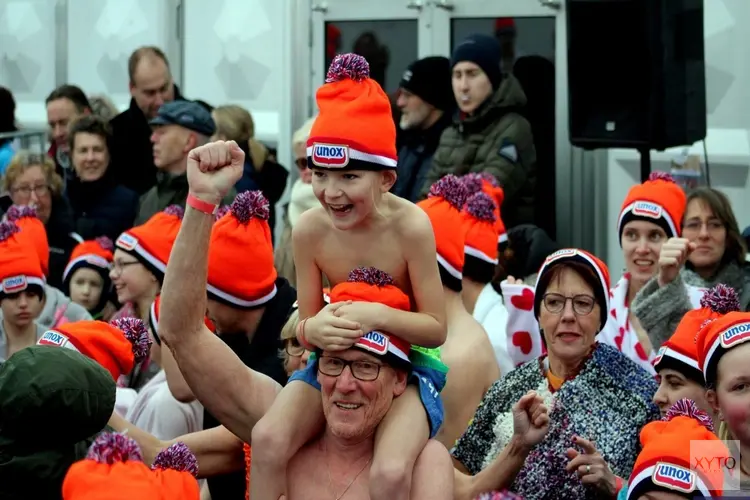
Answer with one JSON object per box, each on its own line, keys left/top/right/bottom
{"left": 391, "top": 57, "right": 454, "bottom": 202}
{"left": 65, "top": 115, "right": 139, "bottom": 241}
{"left": 109, "top": 46, "right": 184, "bottom": 195}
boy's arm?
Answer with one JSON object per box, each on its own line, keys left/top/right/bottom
{"left": 108, "top": 412, "right": 245, "bottom": 477}
{"left": 292, "top": 210, "right": 325, "bottom": 320}
{"left": 371, "top": 207, "right": 447, "bottom": 347}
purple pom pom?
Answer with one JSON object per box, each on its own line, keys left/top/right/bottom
{"left": 347, "top": 267, "right": 394, "bottom": 287}
{"left": 461, "top": 173, "right": 484, "bottom": 195}
{"left": 214, "top": 205, "right": 231, "bottom": 221}
{"left": 475, "top": 491, "right": 523, "bottom": 500}
{"left": 700, "top": 283, "right": 740, "bottom": 314}
{"left": 87, "top": 432, "right": 143, "bottom": 464}
{"left": 230, "top": 191, "right": 270, "bottom": 224}
{"left": 163, "top": 205, "right": 185, "bottom": 219}
{"left": 648, "top": 171, "right": 675, "bottom": 183}
{"left": 5, "top": 204, "right": 38, "bottom": 222}
{"left": 465, "top": 192, "right": 497, "bottom": 223}
{"left": 428, "top": 174, "right": 470, "bottom": 210}
{"left": 479, "top": 172, "right": 500, "bottom": 187}
{"left": 0, "top": 221, "right": 20, "bottom": 243}
{"left": 325, "top": 53, "right": 370, "bottom": 83}
{"left": 664, "top": 398, "right": 714, "bottom": 432}
{"left": 95, "top": 236, "right": 114, "bottom": 252}
{"left": 152, "top": 442, "right": 199, "bottom": 477}
{"left": 110, "top": 317, "right": 152, "bottom": 362}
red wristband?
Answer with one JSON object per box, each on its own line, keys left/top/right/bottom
{"left": 296, "top": 318, "right": 315, "bottom": 350}
{"left": 187, "top": 193, "right": 219, "bottom": 215}
{"left": 614, "top": 476, "right": 624, "bottom": 494}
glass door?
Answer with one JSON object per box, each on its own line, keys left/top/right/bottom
{"left": 431, "top": 0, "right": 567, "bottom": 241}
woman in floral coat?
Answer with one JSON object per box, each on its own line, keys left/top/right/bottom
{"left": 453, "top": 249, "right": 660, "bottom": 499}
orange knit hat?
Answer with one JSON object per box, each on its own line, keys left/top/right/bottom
{"left": 208, "top": 191, "right": 277, "bottom": 308}
{"left": 618, "top": 171, "right": 686, "bottom": 242}
{"left": 533, "top": 249, "right": 611, "bottom": 330}
{"left": 462, "top": 173, "right": 507, "bottom": 244}
{"left": 63, "top": 236, "right": 114, "bottom": 283}
{"left": 329, "top": 267, "right": 411, "bottom": 369}
{"left": 626, "top": 399, "right": 727, "bottom": 499}
{"left": 149, "top": 294, "right": 216, "bottom": 346}
{"left": 417, "top": 175, "right": 471, "bottom": 292}
{"left": 37, "top": 318, "right": 152, "bottom": 381}
{"left": 62, "top": 433, "right": 199, "bottom": 500}
{"left": 116, "top": 205, "right": 183, "bottom": 279}
{"left": 461, "top": 192, "right": 500, "bottom": 284}
{"left": 697, "top": 310, "right": 750, "bottom": 388}
{"left": 654, "top": 284, "right": 739, "bottom": 384}
{"left": 307, "top": 54, "right": 397, "bottom": 170}
{"left": 5, "top": 205, "right": 50, "bottom": 276}
{"left": 0, "top": 221, "right": 46, "bottom": 295}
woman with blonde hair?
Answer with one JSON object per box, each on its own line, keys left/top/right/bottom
{"left": 211, "top": 104, "right": 288, "bottom": 236}
{"left": 274, "top": 116, "right": 319, "bottom": 287}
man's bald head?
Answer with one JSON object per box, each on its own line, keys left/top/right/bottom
{"left": 128, "top": 46, "right": 175, "bottom": 119}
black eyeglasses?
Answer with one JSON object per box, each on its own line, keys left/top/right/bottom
{"left": 285, "top": 338, "right": 305, "bottom": 357}
{"left": 542, "top": 293, "right": 596, "bottom": 315}
{"left": 111, "top": 260, "right": 141, "bottom": 274}
{"left": 318, "top": 355, "right": 382, "bottom": 382}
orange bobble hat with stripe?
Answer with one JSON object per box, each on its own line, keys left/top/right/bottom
{"left": 63, "top": 236, "right": 114, "bottom": 283}
{"left": 62, "top": 432, "right": 200, "bottom": 500}
{"left": 329, "top": 267, "right": 412, "bottom": 370}
{"left": 116, "top": 205, "right": 184, "bottom": 280}
{"left": 626, "top": 399, "right": 727, "bottom": 499}
{"left": 618, "top": 171, "right": 687, "bottom": 242}
{"left": 37, "top": 317, "right": 152, "bottom": 381}
{"left": 697, "top": 309, "right": 750, "bottom": 388}
{"left": 307, "top": 53, "right": 398, "bottom": 171}
{"left": 462, "top": 172, "right": 507, "bottom": 244}
{"left": 208, "top": 191, "right": 277, "bottom": 308}
{"left": 461, "top": 191, "right": 500, "bottom": 284}
{"left": 5, "top": 205, "right": 50, "bottom": 277}
{"left": 417, "top": 175, "right": 471, "bottom": 292}
{"left": 0, "top": 221, "right": 46, "bottom": 296}
{"left": 653, "top": 284, "right": 740, "bottom": 384}
{"left": 149, "top": 294, "right": 215, "bottom": 347}
{"left": 534, "top": 249, "right": 611, "bottom": 330}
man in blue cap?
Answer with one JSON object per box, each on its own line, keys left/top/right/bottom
{"left": 135, "top": 100, "right": 236, "bottom": 224}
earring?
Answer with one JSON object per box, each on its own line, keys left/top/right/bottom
{"left": 718, "top": 412, "right": 724, "bottom": 422}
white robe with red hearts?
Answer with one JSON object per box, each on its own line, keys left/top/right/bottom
{"left": 500, "top": 275, "right": 707, "bottom": 375}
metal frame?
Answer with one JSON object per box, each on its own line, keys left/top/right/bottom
{"left": 54, "top": 0, "right": 69, "bottom": 86}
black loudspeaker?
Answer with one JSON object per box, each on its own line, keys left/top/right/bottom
{"left": 567, "top": 0, "right": 706, "bottom": 151}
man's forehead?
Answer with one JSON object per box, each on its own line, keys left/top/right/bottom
{"left": 46, "top": 98, "right": 78, "bottom": 115}
{"left": 134, "top": 59, "right": 171, "bottom": 88}
{"left": 324, "top": 349, "right": 381, "bottom": 363}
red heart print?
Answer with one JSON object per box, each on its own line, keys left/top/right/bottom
{"left": 510, "top": 288, "right": 535, "bottom": 311}
{"left": 512, "top": 331, "right": 533, "bottom": 355}
{"left": 610, "top": 308, "right": 617, "bottom": 319}
{"left": 614, "top": 326, "right": 625, "bottom": 350}
{"left": 634, "top": 342, "right": 649, "bottom": 361}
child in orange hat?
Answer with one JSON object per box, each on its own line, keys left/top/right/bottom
{"left": 0, "top": 220, "right": 47, "bottom": 362}
{"left": 5, "top": 204, "right": 50, "bottom": 276}
{"left": 462, "top": 172, "right": 507, "bottom": 245}
{"left": 63, "top": 432, "right": 200, "bottom": 499}
{"left": 63, "top": 236, "right": 115, "bottom": 320}
{"left": 37, "top": 317, "right": 152, "bottom": 416}
{"left": 652, "top": 284, "right": 739, "bottom": 420}
{"left": 624, "top": 399, "right": 728, "bottom": 499}
{"left": 697, "top": 309, "right": 750, "bottom": 480}
{"left": 251, "top": 53, "right": 448, "bottom": 500}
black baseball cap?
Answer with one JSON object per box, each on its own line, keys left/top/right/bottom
{"left": 149, "top": 100, "right": 216, "bottom": 136}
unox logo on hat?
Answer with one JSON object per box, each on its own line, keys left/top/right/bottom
{"left": 632, "top": 201, "right": 663, "bottom": 219}
{"left": 355, "top": 331, "right": 389, "bottom": 355}
{"left": 38, "top": 330, "right": 77, "bottom": 352}
{"left": 116, "top": 233, "right": 138, "bottom": 251}
{"left": 720, "top": 321, "right": 750, "bottom": 348}
{"left": 2, "top": 275, "right": 27, "bottom": 294}
{"left": 84, "top": 255, "right": 110, "bottom": 269}
{"left": 545, "top": 248, "right": 578, "bottom": 264}
{"left": 652, "top": 346, "right": 667, "bottom": 366}
{"left": 652, "top": 462, "right": 696, "bottom": 493}
{"left": 311, "top": 143, "right": 350, "bottom": 168}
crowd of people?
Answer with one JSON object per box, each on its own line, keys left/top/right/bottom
{"left": 0, "top": 28, "right": 749, "bottom": 500}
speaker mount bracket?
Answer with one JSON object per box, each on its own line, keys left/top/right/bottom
{"left": 538, "top": 0, "right": 561, "bottom": 10}
{"left": 639, "top": 148, "right": 652, "bottom": 183}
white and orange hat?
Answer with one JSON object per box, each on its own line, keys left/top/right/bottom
{"left": 462, "top": 192, "right": 499, "bottom": 283}
{"left": 697, "top": 309, "right": 750, "bottom": 388}
{"left": 116, "top": 206, "right": 183, "bottom": 280}
{"left": 462, "top": 172, "right": 507, "bottom": 244}
{"left": 207, "top": 191, "right": 277, "bottom": 308}
{"left": 618, "top": 171, "right": 686, "bottom": 242}
{"left": 0, "top": 221, "right": 46, "bottom": 296}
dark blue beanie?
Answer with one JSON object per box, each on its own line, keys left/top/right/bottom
{"left": 450, "top": 34, "right": 503, "bottom": 89}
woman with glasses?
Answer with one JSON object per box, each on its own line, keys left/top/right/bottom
{"left": 1, "top": 151, "right": 80, "bottom": 289}
{"left": 274, "top": 116, "right": 320, "bottom": 288}
{"left": 453, "top": 249, "right": 659, "bottom": 500}
{"left": 633, "top": 186, "right": 750, "bottom": 351}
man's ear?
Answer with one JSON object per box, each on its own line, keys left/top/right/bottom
{"left": 381, "top": 170, "right": 397, "bottom": 193}
{"left": 184, "top": 132, "right": 198, "bottom": 154}
{"left": 128, "top": 81, "right": 136, "bottom": 97}
{"left": 392, "top": 368, "right": 408, "bottom": 397}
